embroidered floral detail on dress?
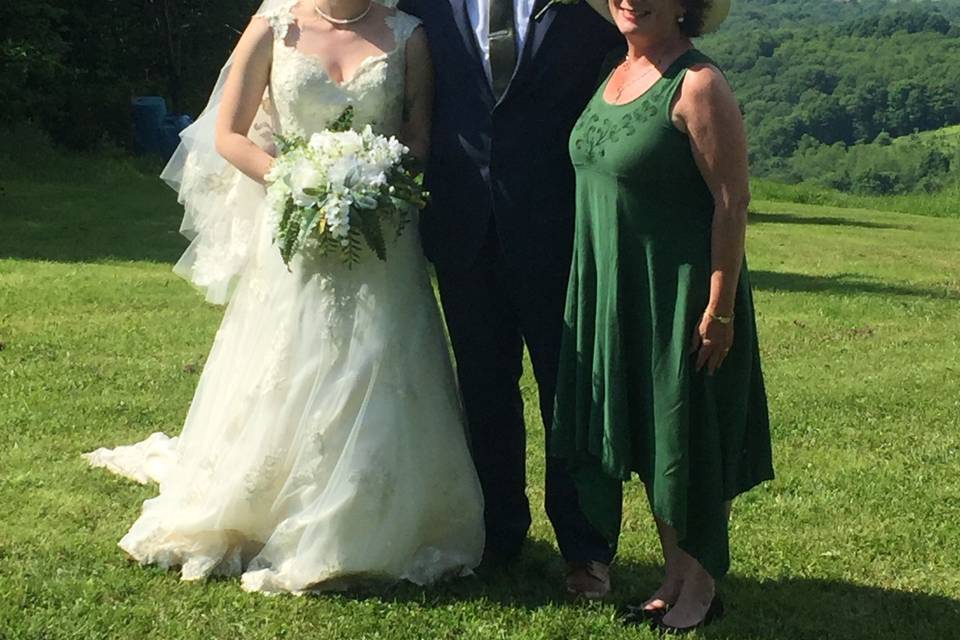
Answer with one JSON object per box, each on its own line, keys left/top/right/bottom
{"left": 291, "top": 423, "right": 328, "bottom": 485}
{"left": 573, "top": 86, "right": 667, "bottom": 163}
{"left": 182, "top": 154, "right": 235, "bottom": 195}
{"left": 348, "top": 450, "right": 395, "bottom": 512}
{"left": 244, "top": 453, "right": 286, "bottom": 504}
{"left": 268, "top": 11, "right": 420, "bottom": 138}
{"left": 259, "top": 314, "right": 295, "bottom": 393}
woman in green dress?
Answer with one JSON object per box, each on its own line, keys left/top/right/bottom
{"left": 551, "top": 0, "right": 774, "bottom": 632}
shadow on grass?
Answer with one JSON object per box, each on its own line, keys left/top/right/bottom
{"left": 751, "top": 270, "right": 959, "bottom": 300}
{"left": 0, "top": 176, "right": 187, "bottom": 263}
{"left": 332, "top": 540, "right": 960, "bottom": 640}
{"left": 748, "top": 211, "right": 909, "bottom": 230}
{"left": 695, "top": 574, "right": 960, "bottom": 640}
{"left": 317, "top": 538, "right": 584, "bottom": 610}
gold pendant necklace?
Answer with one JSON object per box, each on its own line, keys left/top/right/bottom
{"left": 612, "top": 55, "right": 663, "bottom": 103}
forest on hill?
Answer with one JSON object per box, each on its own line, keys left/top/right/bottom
{"left": 720, "top": 0, "right": 960, "bottom": 29}
{"left": 702, "top": 0, "right": 960, "bottom": 196}
{"left": 2, "top": 0, "right": 960, "bottom": 199}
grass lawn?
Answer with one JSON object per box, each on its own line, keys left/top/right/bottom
{"left": 1, "top": 152, "right": 959, "bottom": 639}
{"left": 750, "top": 178, "right": 960, "bottom": 220}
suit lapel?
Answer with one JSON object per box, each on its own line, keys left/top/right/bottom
{"left": 525, "top": 0, "right": 559, "bottom": 63}
{"left": 450, "top": 0, "right": 495, "bottom": 105}
{"left": 448, "top": 0, "right": 560, "bottom": 109}
{"left": 501, "top": 0, "right": 558, "bottom": 103}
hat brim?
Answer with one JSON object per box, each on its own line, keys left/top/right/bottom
{"left": 586, "top": 0, "right": 731, "bottom": 35}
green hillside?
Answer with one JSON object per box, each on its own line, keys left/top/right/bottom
{"left": 898, "top": 123, "right": 960, "bottom": 146}
{"left": 697, "top": 1, "right": 960, "bottom": 209}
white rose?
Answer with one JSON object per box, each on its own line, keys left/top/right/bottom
{"left": 308, "top": 132, "right": 337, "bottom": 158}
{"left": 335, "top": 130, "right": 364, "bottom": 158}
{"left": 287, "top": 156, "right": 322, "bottom": 207}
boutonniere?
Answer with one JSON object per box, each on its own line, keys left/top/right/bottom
{"left": 534, "top": 0, "right": 579, "bottom": 21}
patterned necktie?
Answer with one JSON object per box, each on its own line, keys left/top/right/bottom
{"left": 488, "top": 0, "right": 518, "bottom": 100}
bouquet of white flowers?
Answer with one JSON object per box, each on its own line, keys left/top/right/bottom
{"left": 264, "top": 107, "right": 429, "bottom": 267}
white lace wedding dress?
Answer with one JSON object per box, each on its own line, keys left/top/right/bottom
{"left": 84, "top": 2, "right": 485, "bottom": 595}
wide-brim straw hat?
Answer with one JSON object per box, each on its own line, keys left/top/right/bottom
{"left": 586, "top": 0, "right": 732, "bottom": 35}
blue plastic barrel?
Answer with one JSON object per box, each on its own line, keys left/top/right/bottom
{"left": 160, "top": 114, "right": 194, "bottom": 160}
{"left": 132, "top": 96, "right": 168, "bottom": 155}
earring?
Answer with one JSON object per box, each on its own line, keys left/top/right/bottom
{"left": 678, "top": 15, "right": 685, "bottom": 23}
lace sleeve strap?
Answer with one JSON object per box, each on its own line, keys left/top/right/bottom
{"left": 387, "top": 11, "right": 423, "bottom": 51}
{"left": 255, "top": 0, "right": 299, "bottom": 41}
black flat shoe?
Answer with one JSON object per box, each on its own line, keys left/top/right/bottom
{"left": 656, "top": 596, "right": 724, "bottom": 635}
{"left": 621, "top": 603, "right": 668, "bottom": 627}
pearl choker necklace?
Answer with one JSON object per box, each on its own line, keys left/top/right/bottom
{"left": 314, "top": 0, "right": 373, "bottom": 25}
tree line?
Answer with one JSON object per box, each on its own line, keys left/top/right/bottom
{"left": 1, "top": 1, "right": 258, "bottom": 149}
{"left": 3, "top": 0, "right": 960, "bottom": 198}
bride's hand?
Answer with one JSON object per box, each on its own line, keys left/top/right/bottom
{"left": 688, "top": 311, "right": 734, "bottom": 375}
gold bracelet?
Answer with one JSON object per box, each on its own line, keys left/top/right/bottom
{"left": 706, "top": 310, "right": 734, "bottom": 325}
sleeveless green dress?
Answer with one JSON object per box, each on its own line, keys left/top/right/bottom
{"left": 551, "top": 49, "right": 774, "bottom": 579}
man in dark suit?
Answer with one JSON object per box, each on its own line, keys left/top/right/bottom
{"left": 398, "top": 0, "right": 622, "bottom": 596}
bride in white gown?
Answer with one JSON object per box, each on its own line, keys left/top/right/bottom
{"left": 84, "top": 0, "right": 484, "bottom": 594}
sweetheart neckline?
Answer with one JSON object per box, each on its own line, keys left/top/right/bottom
{"left": 276, "top": 45, "right": 393, "bottom": 88}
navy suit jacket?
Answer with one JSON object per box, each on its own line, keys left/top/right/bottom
{"left": 399, "top": 0, "right": 621, "bottom": 280}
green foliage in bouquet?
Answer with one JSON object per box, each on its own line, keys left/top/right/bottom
{"left": 329, "top": 105, "right": 356, "bottom": 133}
{"left": 268, "top": 107, "right": 430, "bottom": 268}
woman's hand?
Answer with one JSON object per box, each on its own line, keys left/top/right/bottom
{"left": 673, "top": 62, "right": 750, "bottom": 377}
{"left": 689, "top": 312, "right": 734, "bottom": 375}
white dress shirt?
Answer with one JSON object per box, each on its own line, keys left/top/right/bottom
{"left": 456, "top": 0, "right": 538, "bottom": 83}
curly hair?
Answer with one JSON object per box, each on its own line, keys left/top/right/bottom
{"left": 679, "top": 0, "right": 713, "bottom": 37}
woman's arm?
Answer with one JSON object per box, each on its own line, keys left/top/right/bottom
{"left": 214, "top": 18, "right": 275, "bottom": 184}
{"left": 674, "top": 65, "right": 751, "bottom": 375}
{"left": 401, "top": 26, "right": 434, "bottom": 167}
